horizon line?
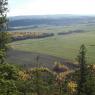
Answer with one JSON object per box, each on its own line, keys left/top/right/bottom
{"left": 8, "top": 14, "right": 95, "bottom": 17}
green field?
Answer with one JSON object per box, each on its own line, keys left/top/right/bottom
{"left": 10, "top": 24, "right": 95, "bottom": 64}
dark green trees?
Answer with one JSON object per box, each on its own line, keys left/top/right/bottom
{"left": 0, "top": 0, "right": 10, "bottom": 50}
{"left": 0, "top": 32, "right": 10, "bottom": 50}
{"left": 0, "top": 63, "right": 20, "bottom": 95}
{"left": 77, "top": 44, "right": 87, "bottom": 95}
{"left": 0, "top": 0, "right": 8, "bottom": 30}
{"left": 77, "top": 44, "right": 95, "bottom": 95}
{"left": 0, "top": 49, "right": 6, "bottom": 64}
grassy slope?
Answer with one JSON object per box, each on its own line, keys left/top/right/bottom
{"left": 10, "top": 24, "right": 95, "bottom": 64}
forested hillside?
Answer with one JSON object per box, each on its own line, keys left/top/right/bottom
{"left": 8, "top": 15, "right": 95, "bottom": 30}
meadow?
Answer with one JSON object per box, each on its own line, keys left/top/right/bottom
{"left": 10, "top": 23, "right": 95, "bottom": 64}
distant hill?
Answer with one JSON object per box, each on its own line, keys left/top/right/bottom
{"left": 8, "top": 14, "right": 95, "bottom": 30}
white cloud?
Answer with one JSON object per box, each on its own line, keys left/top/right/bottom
{"left": 8, "top": 0, "right": 95, "bottom": 16}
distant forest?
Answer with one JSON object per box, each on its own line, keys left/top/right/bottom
{"left": 9, "top": 15, "right": 95, "bottom": 29}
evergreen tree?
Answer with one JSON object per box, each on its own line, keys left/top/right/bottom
{"left": 0, "top": 0, "right": 10, "bottom": 50}
{"left": 77, "top": 44, "right": 88, "bottom": 95}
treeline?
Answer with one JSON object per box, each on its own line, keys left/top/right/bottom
{"left": 58, "top": 30, "right": 84, "bottom": 35}
{"left": 9, "top": 32, "right": 54, "bottom": 41}
{"left": 9, "top": 29, "right": 84, "bottom": 42}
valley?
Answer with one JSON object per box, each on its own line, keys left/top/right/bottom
{"left": 8, "top": 19, "right": 95, "bottom": 66}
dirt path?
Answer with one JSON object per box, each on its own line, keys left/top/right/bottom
{"left": 7, "top": 49, "right": 78, "bottom": 70}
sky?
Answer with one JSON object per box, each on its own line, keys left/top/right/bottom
{"left": 8, "top": 0, "right": 95, "bottom": 16}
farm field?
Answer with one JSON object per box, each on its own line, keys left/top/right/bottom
{"left": 9, "top": 24, "right": 95, "bottom": 64}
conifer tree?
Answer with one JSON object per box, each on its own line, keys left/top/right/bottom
{"left": 0, "top": 0, "right": 9, "bottom": 50}
{"left": 77, "top": 44, "right": 88, "bottom": 95}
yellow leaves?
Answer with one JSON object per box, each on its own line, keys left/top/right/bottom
{"left": 67, "top": 81, "right": 77, "bottom": 94}
{"left": 54, "top": 62, "right": 71, "bottom": 82}
{"left": 88, "top": 64, "right": 95, "bottom": 70}
{"left": 88, "top": 64, "right": 95, "bottom": 74}
{"left": 56, "top": 73, "right": 63, "bottom": 81}
{"left": 18, "top": 68, "right": 55, "bottom": 81}
{"left": 8, "top": 32, "right": 43, "bottom": 38}
{"left": 56, "top": 71, "right": 70, "bottom": 81}
{"left": 18, "top": 71, "right": 30, "bottom": 81}
{"left": 53, "top": 62, "right": 68, "bottom": 73}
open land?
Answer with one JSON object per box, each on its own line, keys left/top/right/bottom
{"left": 8, "top": 23, "right": 95, "bottom": 68}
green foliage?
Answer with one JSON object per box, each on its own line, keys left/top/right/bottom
{"left": 16, "top": 80, "right": 32, "bottom": 95}
{"left": 30, "top": 68, "right": 56, "bottom": 95}
{"left": 77, "top": 44, "right": 88, "bottom": 83}
{"left": 0, "top": 63, "right": 19, "bottom": 80}
{"left": 0, "top": 49, "right": 6, "bottom": 64}
{"left": 0, "top": 49, "right": 20, "bottom": 94}
{"left": 77, "top": 45, "right": 87, "bottom": 95}
{"left": 0, "top": 80, "right": 17, "bottom": 95}
{"left": 83, "top": 76, "right": 95, "bottom": 95}
{"left": 0, "top": 32, "right": 11, "bottom": 50}
{"left": 0, "top": 63, "right": 20, "bottom": 95}
{"left": 75, "top": 45, "right": 95, "bottom": 95}
{"left": 0, "top": 48, "right": 95, "bottom": 95}
{"left": 0, "top": 0, "right": 10, "bottom": 50}
{"left": 0, "top": 0, "right": 8, "bottom": 30}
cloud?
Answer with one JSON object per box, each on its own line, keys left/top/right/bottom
{"left": 8, "top": 0, "right": 95, "bottom": 16}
